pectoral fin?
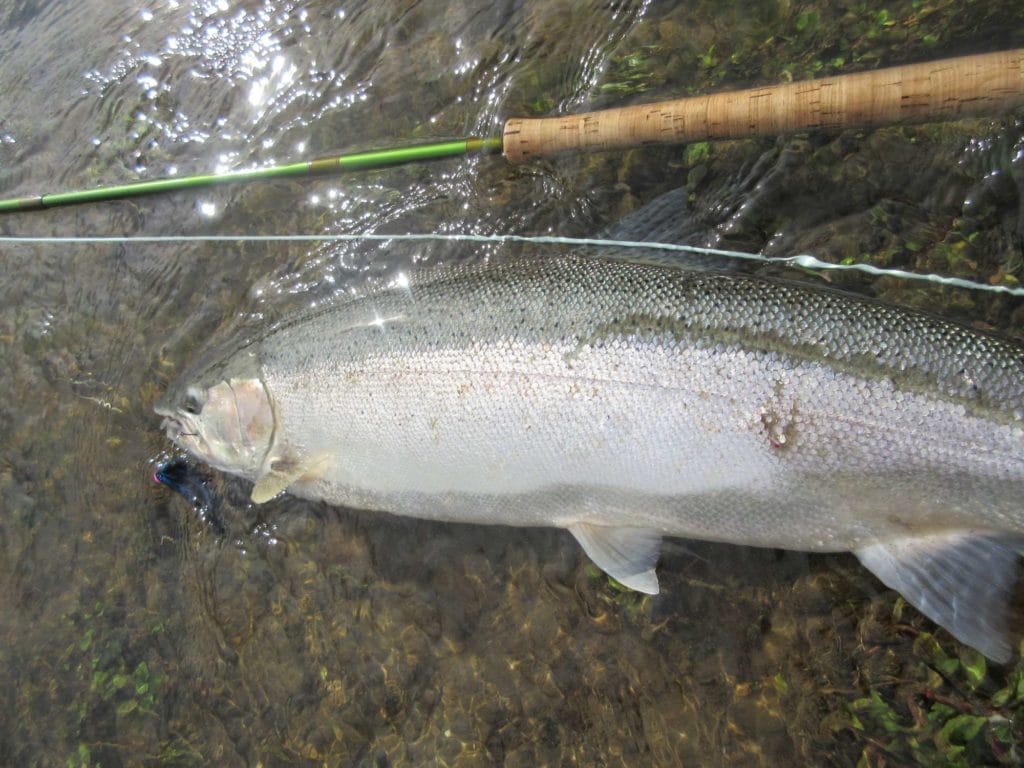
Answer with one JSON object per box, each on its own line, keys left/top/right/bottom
{"left": 568, "top": 523, "right": 662, "bottom": 594}
{"left": 856, "top": 532, "right": 1024, "bottom": 664}
{"left": 251, "top": 455, "right": 331, "bottom": 504}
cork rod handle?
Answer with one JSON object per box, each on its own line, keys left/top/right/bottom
{"left": 502, "top": 49, "right": 1024, "bottom": 162}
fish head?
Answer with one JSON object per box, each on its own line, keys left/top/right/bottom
{"left": 155, "top": 367, "right": 275, "bottom": 480}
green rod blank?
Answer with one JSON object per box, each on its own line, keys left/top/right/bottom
{"left": 0, "top": 137, "right": 503, "bottom": 213}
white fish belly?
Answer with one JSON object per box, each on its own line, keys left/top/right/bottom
{"left": 266, "top": 335, "right": 1024, "bottom": 550}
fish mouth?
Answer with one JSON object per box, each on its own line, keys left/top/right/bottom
{"left": 159, "top": 415, "right": 193, "bottom": 449}
{"left": 159, "top": 416, "right": 216, "bottom": 468}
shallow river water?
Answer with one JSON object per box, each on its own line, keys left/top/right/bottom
{"left": 2, "top": 1, "right": 1024, "bottom": 765}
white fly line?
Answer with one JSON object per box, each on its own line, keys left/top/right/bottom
{"left": 1, "top": 232, "right": 1022, "bottom": 297}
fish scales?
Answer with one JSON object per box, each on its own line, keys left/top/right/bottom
{"left": 157, "top": 253, "right": 1024, "bottom": 662}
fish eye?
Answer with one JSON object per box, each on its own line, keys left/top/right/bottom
{"left": 183, "top": 392, "right": 203, "bottom": 415}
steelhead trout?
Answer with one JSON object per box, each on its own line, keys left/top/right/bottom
{"left": 155, "top": 254, "right": 1024, "bottom": 661}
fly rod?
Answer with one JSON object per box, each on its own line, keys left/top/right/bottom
{"left": 1, "top": 48, "right": 1021, "bottom": 213}
{"left": 0, "top": 138, "right": 504, "bottom": 213}
{"left": 502, "top": 47, "right": 1024, "bottom": 161}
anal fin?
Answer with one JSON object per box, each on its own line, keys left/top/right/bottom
{"left": 856, "top": 532, "right": 1023, "bottom": 664}
{"left": 568, "top": 523, "right": 662, "bottom": 594}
